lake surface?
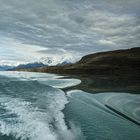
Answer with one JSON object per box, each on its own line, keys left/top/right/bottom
{"left": 0, "top": 71, "right": 139, "bottom": 140}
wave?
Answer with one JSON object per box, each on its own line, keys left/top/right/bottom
{"left": 0, "top": 95, "right": 82, "bottom": 140}
{"left": 0, "top": 73, "right": 84, "bottom": 140}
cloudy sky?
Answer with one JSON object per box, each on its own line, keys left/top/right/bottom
{"left": 0, "top": 0, "right": 140, "bottom": 66}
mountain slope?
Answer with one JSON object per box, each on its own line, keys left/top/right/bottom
{"left": 24, "top": 47, "right": 140, "bottom": 76}
{"left": 15, "top": 47, "right": 140, "bottom": 93}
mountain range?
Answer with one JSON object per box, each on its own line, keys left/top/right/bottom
{"left": 21, "top": 47, "right": 140, "bottom": 76}
{"left": 2, "top": 57, "right": 72, "bottom": 71}
{"left": 13, "top": 47, "right": 140, "bottom": 93}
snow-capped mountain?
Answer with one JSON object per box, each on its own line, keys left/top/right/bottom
{"left": 38, "top": 56, "right": 74, "bottom": 66}
{"left": 0, "top": 56, "right": 76, "bottom": 71}
{"left": 39, "top": 57, "right": 54, "bottom": 65}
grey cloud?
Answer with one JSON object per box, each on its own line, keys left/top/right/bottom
{"left": 0, "top": 0, "right": 139, "bottom": 62}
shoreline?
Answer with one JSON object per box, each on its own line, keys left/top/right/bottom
{"left": 10, "top": 70, "right": 140, "bottom": 94}
{"left": 62, "top": 74, "right": 140, "bottom": 94}
{"left": 13, "top": 47, "right": 140, "bottom": 94}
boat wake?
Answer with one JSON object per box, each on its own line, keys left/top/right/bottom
{"left": 0, "top": 72, "right": 83, "bottom": 140}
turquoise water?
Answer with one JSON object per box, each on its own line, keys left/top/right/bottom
{"left": 0, "top": 72, "right": 140, "bottom": 140}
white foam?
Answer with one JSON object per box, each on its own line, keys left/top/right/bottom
{"left": 0, "top": 71, "right": 84, "bottom": 140}
{"left": 0, "top": 93, "right": 83, "bottom": 140}
{"left": 39, "top": 79, "right": 81, "bottom": 89}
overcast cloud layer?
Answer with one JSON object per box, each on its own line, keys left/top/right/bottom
{"left": 0, "top": 0, "right": 140, "bottom": 65}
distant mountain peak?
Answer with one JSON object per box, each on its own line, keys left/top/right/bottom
{"left": 39, "top": 56, "right": 74, "bottom": 66}
{"left": 39, "top": 57, "right": 54, "bottom": 65}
